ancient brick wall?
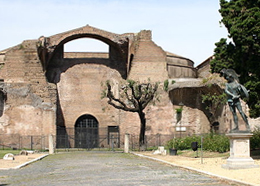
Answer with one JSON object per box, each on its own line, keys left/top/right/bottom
{"left": 56, "top": 63, "right": 122, "bottom": 128}
{"left": 64, "top": 52, "right": 108, "bottom": 59}
{"left": 128, "top": 30, "right": 168, "bottom": 82}
{"left": 0, "top": 26, "right": 209, "bottom": 147}
{"left": 196, "top": 56, "right": 212, "bottom": 78}
{"left": 0, "top": 40, "right": 56, "bottom": 138}
{"left": 2, "top": 25, "right": 257, "bottom": 149}
{"left": 166, "top": 54, "right": 197, "bottom": 78}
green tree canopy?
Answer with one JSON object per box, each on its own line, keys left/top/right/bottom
{"left": 210, "top": 0, "right": 260, "bottom": 117}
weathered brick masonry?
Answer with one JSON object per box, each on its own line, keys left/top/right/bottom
{"left": 0, "top": 25, "right": 258, "bottom": 149}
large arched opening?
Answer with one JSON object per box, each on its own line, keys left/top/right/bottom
{"left": 64, "top": 37, "right": 108, "bottom": 54}
{"left": 45, "top": 33, "right": 128, "bottom": 83}
{"left": 48, "top": 33, "right": 127, "bottom": 137}
{"left": 39, "top": 26, "right": 130, "bottom": 149}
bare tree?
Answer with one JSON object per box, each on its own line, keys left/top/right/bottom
{"left": 102, "top": 79, "right": 159, "bottom": 147}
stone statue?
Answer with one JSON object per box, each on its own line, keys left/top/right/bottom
{"left": 220, "top": 69, "right": 250, "bottom": 132}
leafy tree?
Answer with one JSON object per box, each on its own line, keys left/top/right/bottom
{"left": 210, "top": 0, "right": 260, "bottom": 117}
{"left": 250, "top": 127, "right": 260, "bottom": 150}
{"left": 102, "top": 79, "right": 159, "bottom": 147}
{"left": 202, "top": 92, "right": 227, "bottom": 124}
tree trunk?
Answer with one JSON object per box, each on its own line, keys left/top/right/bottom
{"left": 138, "top": 111, "right": 146, "bottom": 148}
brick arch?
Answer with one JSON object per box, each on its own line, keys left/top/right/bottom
{"left": 57, "top": 33, "right": 116, "bottom": 50}
{"left": 49, "top": 25, "right": 128, "bottom": 47}
{"left": 38, "top": 25, "right": 132, "bottom": 82}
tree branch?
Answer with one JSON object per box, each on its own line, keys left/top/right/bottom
{"left": 106, "top": 81, "right": 138, "bottom": 112}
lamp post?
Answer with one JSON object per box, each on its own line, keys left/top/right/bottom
{"left": 177, "top": 102, "right": 184, "bottom": 138}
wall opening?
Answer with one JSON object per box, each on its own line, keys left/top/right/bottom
{"left": 107, "top": 126, "right": 120, "bottom": 148}
{"left": 64, "top": 38, "right": 109, "bottom": 59}
{"left": 75, "top": 114, "right": 99, "bottom": 148}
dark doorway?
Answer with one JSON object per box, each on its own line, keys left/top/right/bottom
{"left": 75, "top": 114, "right": 99, "bottom": 148}
{"left": 108, "top": 126, "right": 120, "bottom": 148}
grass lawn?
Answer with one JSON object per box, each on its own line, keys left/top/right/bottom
{"left": 1, "top": 148, "right": 259, "bottom": 159}
{"left": 0, "top": 149, "right": 20, "bottom": 159}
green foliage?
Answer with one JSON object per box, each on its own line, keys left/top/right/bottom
{"left": 163, "top": 79, "right": 175, "bottom": 92}
{"left": 210, "top": 38, "right": 235, "bottom": 72}
{"left": 163, "top": 80, "right": 169, "bottom": 91}
{"left": 202, "top": 78, "right": 208, "bottom": 84}
{"left": 127, "top": 79, "right": 136, "bottom": 87}
{"left": 0, "top": 63, "right": 4, "bottom": 70}
{"left": 167, "top": 129, "right": 260, "bottom": 153}
{"left": 100, "top": 80, "right": 110, "bottom": 99}
{"left": 250, "top": 127, "right": 260, "bottom": 150}
{"left": 201, "top": 92, "right": 227, "bottom": 111}
{"left": 166, "top": 133, "right": 229, "bottom": 153}
{"left": 166, "top": 136, "right": 201, "bottom": 150}
{"left": 0, "top": 149, "right": 20, "bottom": 159}
{"left": 19, "top": 44, "right": 24, "bottom": 50}
{"left": 211, "top": 0, "right": 260, "bottom": 117}
{"left": 202, "top": 133, "right": 229, "bottom": 153}
{"left": 175, "top": 108, "right": 183, "bottom": 114}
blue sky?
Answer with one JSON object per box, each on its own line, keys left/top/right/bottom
{"left": 0, "top": 0, "right": 228, "bottom": 66}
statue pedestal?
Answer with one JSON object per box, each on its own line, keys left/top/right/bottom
{"left": 222, "top": 133, "right": 259, "bottom": 169}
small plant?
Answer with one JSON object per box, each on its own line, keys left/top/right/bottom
{"left": 202, "top": 78, "right": 209, "bottom": 84}
{"left": 163, "top": 79, "right": 175, "bottom": 92}
{"left": 165, "top": 138, "right": 177, "bottom": 149}
{"left": 0, "top": 63, "right": 4, "bottom": 70}
{"left": 175, "top": 108, "right": 183, "bottom": 114}
{"left": 19, "top": 44, "right": 24, "bottom": 50}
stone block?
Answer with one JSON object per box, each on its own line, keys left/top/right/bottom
{"left": 222, "top": 133, "right": 259, "bottom": 169}
{"left": 19, "top": 150, "right": 28, "bottom": 155}
{"left": 26, "top": 150, "right": 35, "bottom": 154}
{"left": 153, "top": 146, "right": 167, "bottom": 155}
{"left": 3, "top": 153, "right": 15, "bottom": 160}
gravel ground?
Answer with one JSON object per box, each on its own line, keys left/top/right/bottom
{"left": 0, "top": 151, "right": 243, "bottom": 186}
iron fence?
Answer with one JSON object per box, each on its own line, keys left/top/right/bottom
{"left": 0, "top": 134, "right": 48, "bottom": 150}
{"left": 0, "top": 125, "right": 196, "bottom": 151}
{"left": 0, "top": 133, "right": 175, "bottom": 151}
{"left": 56, "top": 127, "right": 118, "bottom": 149}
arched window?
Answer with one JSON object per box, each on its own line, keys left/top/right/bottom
{"left": 75, "top": 114, "right": 98, "bottom": 128}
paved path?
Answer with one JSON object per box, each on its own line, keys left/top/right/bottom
{"left": 0, "top": 151, "right": 241, "bottom": 186}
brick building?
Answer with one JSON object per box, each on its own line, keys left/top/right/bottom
{"left": 0, "top": 25, "right": 256, "bottom": 149}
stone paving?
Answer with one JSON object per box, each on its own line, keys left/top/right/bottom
{"left": 0, "top": 151, "right": 243, "bottom": 186}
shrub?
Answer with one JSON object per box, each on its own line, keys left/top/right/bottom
{"left": 166, "top": 135, "right": 201, "bottom": 150}
{"left": 250, "top": 127, "right": 260, "bottom": 150}
{"left": 202, "top": 133, "right": 229, "bottom": 153}
{"left": 166, "top": 133, "right": 230, "bottom": 153}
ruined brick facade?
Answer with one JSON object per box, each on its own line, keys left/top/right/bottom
{"left": 0, "top": 25, "right": 258, "bottom": 149}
